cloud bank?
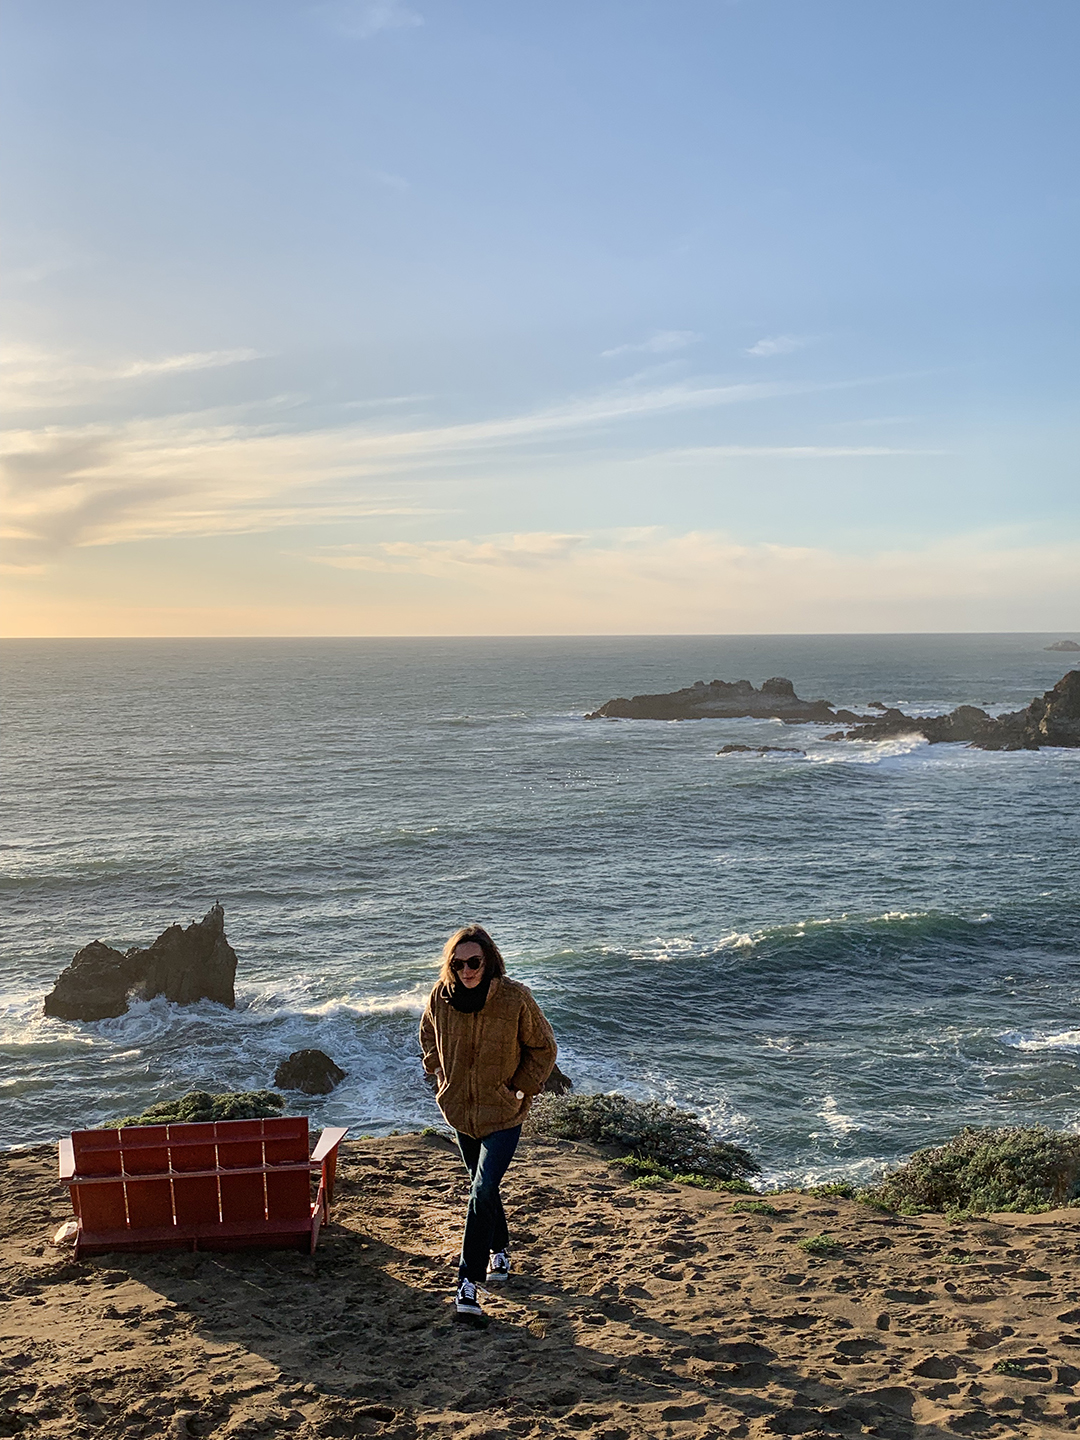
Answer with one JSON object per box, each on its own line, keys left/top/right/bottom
{"left": 303, "top": 526, "right": 1080, "bottom": 635}
{"left": 1, "top": 350, "right": 909, "bottom": 569}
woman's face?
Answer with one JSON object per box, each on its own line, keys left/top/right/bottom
{"left": 452, "top": 940, "right": 486, "bottom": 989}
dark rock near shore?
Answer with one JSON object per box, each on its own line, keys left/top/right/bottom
{"left": 274, "top": 1049, "right": 347, "bottom": 1095}
{"left": 830, "top": 671, "right": 1080, "bottom": 752}
{"left": 43, "top": 903, "right": 238, "bottom": 1021}
{"left": 543, "top": 1064, "right": 574, "bottom": 1096}
{"left": 1045, "top": 640, "right": 1080, "bottom": 652}
{"left": 717, "top": 744, "right": 805, "bottom": 756}
{"left": 587, "top": 676, "right": 851, "bottom": 724}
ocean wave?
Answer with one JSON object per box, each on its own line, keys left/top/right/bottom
{"left": 1000, "top": 1028, "right": 1080, "bottom": 1054}
{"left": 581, "top": 907, "right": 1013, "bottom": 981}
{"left": 811, "top": 1095, "right": 863, "bottom": 1137}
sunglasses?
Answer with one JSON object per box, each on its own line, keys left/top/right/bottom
{"left": 451, "top": 956, "right": 484, "bottom": 973}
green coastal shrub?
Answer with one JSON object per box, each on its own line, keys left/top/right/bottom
{"left": 526, "top": 1092, "right": 760, "bottom": 1181}
{"left": 108, "top": 1089, "right": 286, "bottom": 1129}
{"left": 866, "top": 1126, "right": 1080, "bottom": 1215}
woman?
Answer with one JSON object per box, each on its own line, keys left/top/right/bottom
{"left": 419, "top": 924, "right": 558, "bottom": 1318}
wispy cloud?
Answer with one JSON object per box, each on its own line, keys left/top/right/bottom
{"left": 1, "top": 345, "right": 266, "bottom": 412}
{"left": 0, "top": 353, "right": 903, "bottom": 569}
{"left": 826, "top": 415, "right": 917, "bottom": 429}
{"left": 746, "top": 334, "right": 809, "bottom": 358}
{"left": 316, "top": 0, "right": 422, "bottom": 40}
{"left": 320, "top": 532, "right": 588, "bottom": 572}
{"left": 369, "top": 169, "right": 411, "bottom": 192}
{"left": 602, "top": 330, "right": 702, "bottom": 359}
{"left": 648, "top": 443, "right": 942, "bottom": 461}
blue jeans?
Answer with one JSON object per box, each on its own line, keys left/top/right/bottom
{"left": 456, "top": 1125, "right": 521, "bottom": 1283}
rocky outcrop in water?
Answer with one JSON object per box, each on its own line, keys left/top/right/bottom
{"left": 717, "top": 743, "right": 806, "bottom": 756}
{"left": 828, "top": 671, "right": 1080, "bottom": 751}
{"left": 273, "top": 1049, "right": 347, "bottom": 1095}
{"left": 587, "top": 676, "right": 863, "bottom": 725}
{"left": 543, "top": 1064, "right": 574, "bottom": 1096}
{"left": 42, "top": 903, "right": 238, "bottom": 1021}
{"left": 1046, "top": 640, "right": 1080, "bottom": 652}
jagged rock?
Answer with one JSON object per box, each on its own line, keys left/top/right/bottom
{"left": 543, "top": 1064, "right": 574, "bottom": 1096}
{"left": 43, "top": 904, "right": 238, "bottom": 1021}
{"left": 41, "top": 941, "right": 145, "bottom": 1022}
{"left": 1045, "top": 640, "right": 1080, "bottom": 652}
{"left": 830, "top": 672, "right": 1080, "bottom": 752}
{"left": 134, "top": 904, "right": 237, "bottom": 1008}
{"left": 978, "top": 669, "right": 1080, "bottom": 750}
{"left": 586, "top": 677, "right": 843, "bottom": 723}
{"left": 273, "top": 1049, "right": 346, "bottom": 1095}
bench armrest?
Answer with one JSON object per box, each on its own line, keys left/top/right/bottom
{"left": 311, "top": 1126, "right": 348, "bottom": 1164}
{"left": 59, "top": 1137, "right": 76, "bottom": 1183}
{"left": 311, "top": 1127, "right": 348, "bottom": 1207}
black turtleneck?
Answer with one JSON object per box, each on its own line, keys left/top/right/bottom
{"left": 448, "top": 971, "right": 492, "bottom": 1013}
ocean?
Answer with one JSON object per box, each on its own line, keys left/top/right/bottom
{"left": 1, "top": 634, "right": 1078, "bottom": 1186}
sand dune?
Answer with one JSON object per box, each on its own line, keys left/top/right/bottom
{"left": 3, "top": 1133, "right": 1080, "bottom": 1437}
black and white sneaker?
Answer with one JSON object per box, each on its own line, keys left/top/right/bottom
{"left": 455, "top": 1279, "right": 483, "bottom": 1316}
{"left": 487, "top": 1250, "right": 510, "bottom": 1283}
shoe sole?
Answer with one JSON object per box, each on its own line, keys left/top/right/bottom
{"left": 486, "top": 1271, "right": 509, "bottom": 1284}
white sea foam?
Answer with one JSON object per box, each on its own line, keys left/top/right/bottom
{"left": 812, "top": 1095, "right": 863, "bottom": 1136}
{"left": 759, "top": 1154, "right": 891, "bottom": 1191}
{"left": 1001, "top": 1029, "right": 1080, "bottom": 1054}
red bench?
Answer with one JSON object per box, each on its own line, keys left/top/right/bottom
{"left": 59, "top": 1117, "right": 348, "bottom": 1258}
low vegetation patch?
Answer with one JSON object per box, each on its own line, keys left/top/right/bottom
{"left": 630, "top": 1174, "right": 667, "bottom": 1190}
{"left": 109, "top": 1089, "right": 285, "bottom": 1129}
{"left": 527, "top": 1092, "right": 759, "bottom": 1181}
{"left": 864, "top": 1126, "right": 1080, "bottom": 1215}
{"left": 993, "top": 1359, "right": 1050, "bottom": 1379}
{"left": 807, "top": 1181, "right": 856, "bottom": 1199}
{"left": 797, "top": 1233, "right": 844, "bottom": 1255}
{"left": 855, "top": 1192, "right": 895, "bottom": 1212}
{"left": 608, "top": 1155, "right": 756, "bottom": 1192}
{"left": 732, "top": 1199, "right": 780, "bottom": 1217}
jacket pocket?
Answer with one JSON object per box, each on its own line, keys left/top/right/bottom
{"left": 479, "top": 1082, "right": 522, "bottom": 1127}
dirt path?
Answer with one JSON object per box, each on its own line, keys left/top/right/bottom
{"left": 3, "top": 1133, "right": 1080, "bottom": 1437}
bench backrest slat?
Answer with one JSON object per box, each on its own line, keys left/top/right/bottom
{"left": 67, "top": 1117, "right": 315, "bottom": 1233}
{"left": 71, "top": 1129, "right": 123, "bottom": 1175}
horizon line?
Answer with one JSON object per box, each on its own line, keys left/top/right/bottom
{"left": 1, "top": 630, "right": 1077, "bottom": 643}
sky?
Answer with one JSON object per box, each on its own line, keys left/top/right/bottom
{"left": 1, "top": 0, "right": 1078, "bottom": 636}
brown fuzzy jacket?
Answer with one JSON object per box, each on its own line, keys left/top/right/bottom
{"left": 419, "top": 976, "right": 558, "bottom": 1139}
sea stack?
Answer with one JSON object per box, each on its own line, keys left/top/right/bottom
{"left": 586, "top": 676, "right": 860, "bottom": 724}
{"left": 43, "top": 903, "right": 238, "bottom": 1021}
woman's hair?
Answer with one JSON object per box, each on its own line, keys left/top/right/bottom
{"left": 437, "top": 924, "right": 506, "bottom": 994}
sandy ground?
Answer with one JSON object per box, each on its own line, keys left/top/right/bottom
{"left": 4, "top": 1134, "right": 1080, "bottom": 1438}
